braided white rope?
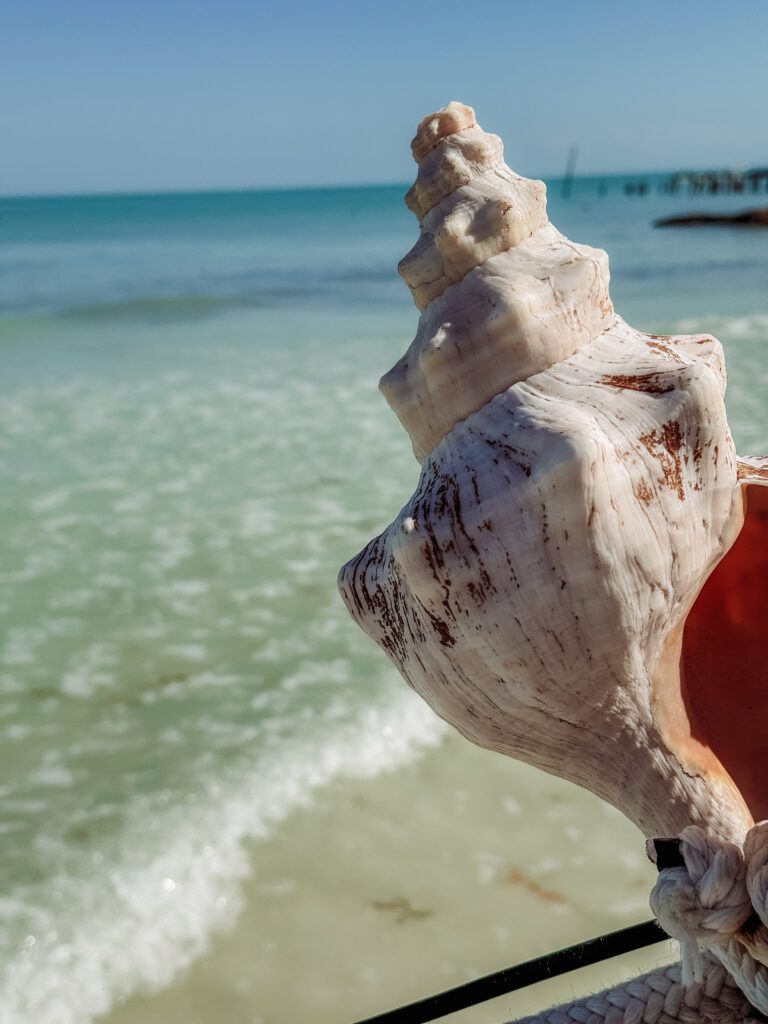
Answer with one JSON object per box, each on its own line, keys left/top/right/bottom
{"left": 508, "top": 955, "right": 761, "bottom": 1024}
{"left": 650, "top": 823, "right": 768, "bottom": 1012}
{"left": 718, "top": 937, "right": 768, "bottom": 1015}
{"left": 745, "top": 822, "right": 768, "bottom": 929}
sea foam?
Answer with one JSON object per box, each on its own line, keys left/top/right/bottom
{"left": 0, "top": 692, "right": 446, "bottom": 1024}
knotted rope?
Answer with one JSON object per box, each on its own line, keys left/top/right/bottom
{"left": 650, "top": 823, "right": 768, "bottom": 1013}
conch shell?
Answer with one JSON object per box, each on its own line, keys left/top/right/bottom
{"left": 338, "top": 102, "right": 768, "bottom": 845}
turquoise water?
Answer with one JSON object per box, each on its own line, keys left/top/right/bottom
{"left": 1, "top": 177, "right": 768, "bottom": 1022}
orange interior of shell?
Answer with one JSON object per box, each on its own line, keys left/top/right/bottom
{"left": 681, "top": 483, "right": 768, "bottom": 822}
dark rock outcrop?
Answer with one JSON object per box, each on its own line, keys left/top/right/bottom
{"left": 655, "top": 207, "right": 768, "bottom": 228}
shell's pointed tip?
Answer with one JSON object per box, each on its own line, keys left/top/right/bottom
{"left": 410, "top": 101, "right": 476, "bottom": 163}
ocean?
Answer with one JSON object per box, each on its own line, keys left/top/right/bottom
{"left": 1, "top": 175, "right": 767, "bottom": 1024}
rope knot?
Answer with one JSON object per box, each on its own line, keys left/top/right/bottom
{"left": 649, "top": 825, "right": 752, "bottom": 986}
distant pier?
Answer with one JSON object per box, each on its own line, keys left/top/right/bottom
{"left": 624, "top": 167, "right": 768, "bottom": 196}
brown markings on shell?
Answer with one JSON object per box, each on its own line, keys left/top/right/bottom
{"left": 598, "top": 297, "right": 613, "bottom": 319}
{"left": 738, "top": 462, "right": 768, "bottom": 482}
{"left": 639, "top": 420, "right": 686, "bottom": 501}
{"left": 483, "top": 435, "right": 533, "bottom": 476}
{"left": 426, "top": 610, "right": 456, "bottom": 647}
{"left": 429, "top": 466, "right": 498, "bottom": 610}
{"left": 341, "top": 542, "right": 418, "bottom": 672}
{"left": 645, "top": 339, "right": 685, "bottom": 363}
{"left": 634, "top": 479, "right": 654, "bottom": 505}
{"left": 355, "top": 438, "right": 532, "bottom": 660}
{"left": 599, "top": 372, "right": 676, "bottom": 395}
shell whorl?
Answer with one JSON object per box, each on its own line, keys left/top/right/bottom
{"left": 382, "top": 101, "right": 616, "bottom": 462}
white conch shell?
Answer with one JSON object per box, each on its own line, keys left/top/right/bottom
{"left": 339, "top": 102, "right": 768, "bottom": 844}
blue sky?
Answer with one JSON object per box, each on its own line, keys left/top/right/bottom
{"left": 3, "top": 0, "right": 767, "bottom": 195}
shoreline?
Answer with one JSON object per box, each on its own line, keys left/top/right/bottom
{"left": 100, "top": 733, "right": 667, "bottom": 1024}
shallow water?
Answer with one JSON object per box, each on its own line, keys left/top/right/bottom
{"left": 1, "top": 177, "right": 767, "bottom": 1022}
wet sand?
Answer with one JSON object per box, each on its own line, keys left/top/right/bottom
{"left": 102, "top": 732, "right": 674, "bottom": 1024}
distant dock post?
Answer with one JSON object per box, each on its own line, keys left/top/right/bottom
{"left": 561, "top": 145, "right": 579, "bottom": 199}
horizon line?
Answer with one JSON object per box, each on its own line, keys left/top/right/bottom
{"left": 0, "top": 163, "right": 761, "bottom": 202}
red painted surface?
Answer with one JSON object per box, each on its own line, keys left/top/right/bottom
{"left": 683, "top": 485, "right": 768, "bottom": 821}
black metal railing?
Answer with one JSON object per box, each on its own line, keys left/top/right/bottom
{"left": 354, "top": 919, "right": 669, "bottom": 1024}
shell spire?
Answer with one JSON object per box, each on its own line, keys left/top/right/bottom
{"left": 339, "top": 103, "right": 768, "bottom": 848}
{"left": 383, "top": 101, "right": 614, "bottom": 462}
